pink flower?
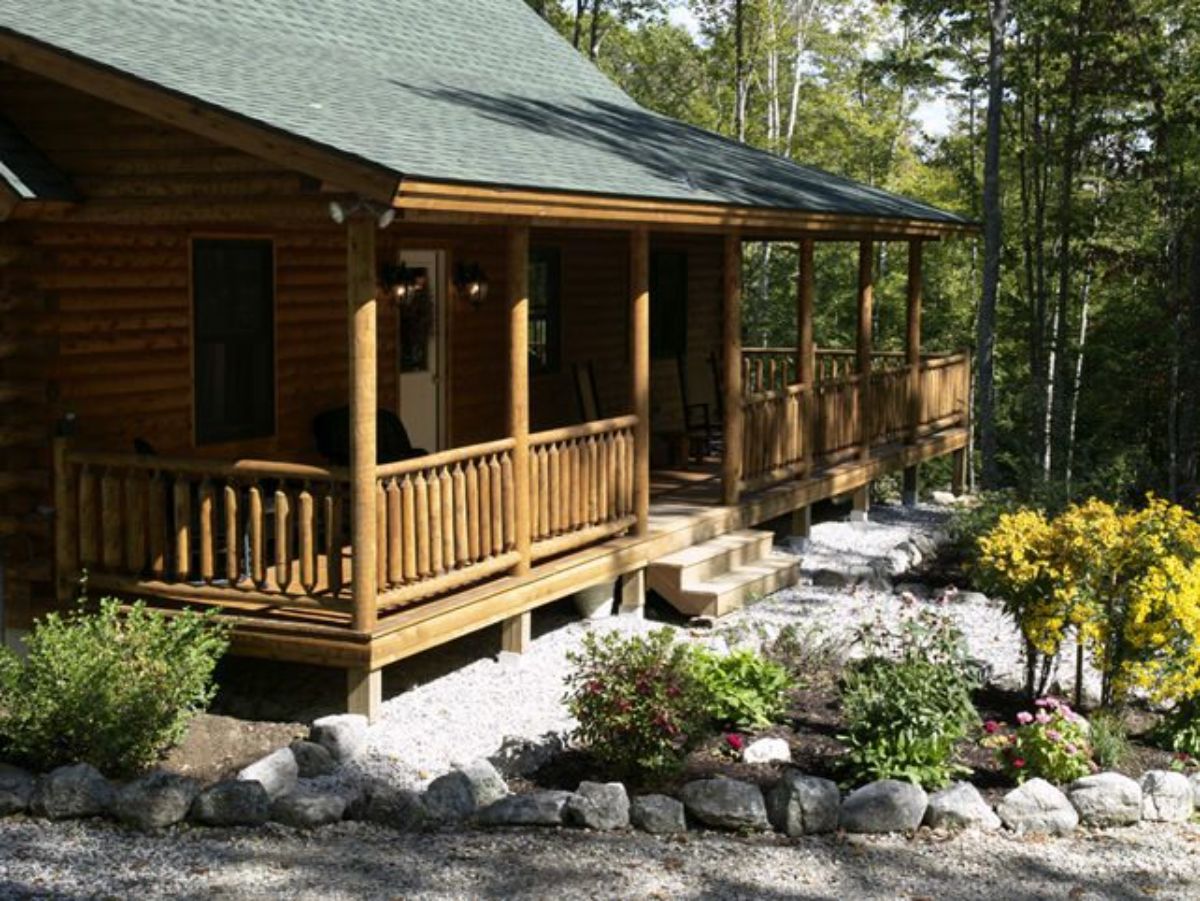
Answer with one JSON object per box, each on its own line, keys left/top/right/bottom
{"left": 1012, "top": 757, "right": 1026, "bottom": 769}
{"left": 983, "top": 720, "right": 1000, "bottom": 735}
{"left": 725, "top": 733, "right": 745, "bottom": 751}
{"left": 1045, "top": 729, "right": 1061, "bottom": 742}
{"left": 1035, "top": 711, "right": 1051, "bottom": 725}
{"left": 1065, "top": 743, "right": 1077, "bottom": 755}
{"left": 1016, "top": 711, "right": 1034, "bottom": 725}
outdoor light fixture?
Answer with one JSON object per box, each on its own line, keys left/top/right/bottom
{"left": 329, "top": 199, "right": 396, "bottom": 230}
{"left": 454, "top": 262, "right": 489, "bottom": 308}
{"left": 379, "top": 262, "right": 419, "bottom": 303}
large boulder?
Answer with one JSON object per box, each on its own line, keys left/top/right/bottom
{"left": 742, "top": 738, "right": 791, "bottom": 766}
{"left": 1141, "top": 770, "right": 1195, "bottom": 823}
{"left": 346, "top": 782, "right": 429, "bottom": 831}
{"left": 271, "top": 788, "right": 347, "bottom": 829}
{"left": 766, "top": 771, "right": 840, "bottom": 836}
{"left": 310, "top": 714, "right": 369, "bottom": 764}
{"left": 30, "top": 764, "right": 115, "bottom": 820}
{"left": 478, "top": 790, "right": 574, "bottom": 827}
{"left": 1066, "top": 773, "right": 1142, "bottom": 828}
{"left": 565, "top": 781, "right": 629, "bottom": 830}
{"left": 0, "top": 764, "right": 34, "bottom": 817}
{"left": 424, "top": 759, "right": 509, "bottom": 822}
{"left": 190, "top": 780, "right": 270, "bottom": 827}
{"left": 1190, "top": 773, "right": 1200, "bottom": 809}
{"left": 488, "top": 733, "right": 564, "bottom": 779}
{"left": 237, "top": 747, "right": 298, "bottom": 800}
{"left": 112, "top": 773, "right": 200, "bottom": 831}
{"left": 997, "top": 779, "right": 1079, "bottom": 835}
{"left": 924, "top": 782, "right": 1001, "bottom": 832}
{"left": 839, "top": 780, "right": 928, "bottom": 834}
{"left": 630, "top": 794, "right": 687, "bottom": 834}
{"left": 679, "top": 778, "right": 770, "bottom": 831}
{"left": 289, "top": 741, "right": 338, "bottom": 779}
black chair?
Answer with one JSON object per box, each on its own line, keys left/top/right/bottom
{"left": 312, "top": 407, "right": 428, "bottom": 466}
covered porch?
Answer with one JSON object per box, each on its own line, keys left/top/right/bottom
{"left": 50, "top": 224, "right": 969, "bottom": 717}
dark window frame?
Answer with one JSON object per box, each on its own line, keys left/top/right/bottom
{"left": 529, "top": 246, "right": 562, "bottom": 376}
{"left": 191, "top": 237, "right": 277, "bottom": 446}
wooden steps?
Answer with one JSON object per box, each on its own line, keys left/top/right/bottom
{"left": 648, "top": 529, "right": 800, "bottom": 618}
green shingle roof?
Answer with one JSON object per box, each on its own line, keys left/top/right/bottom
{"left": 0, "top": 0, "right": 970, "bottom": 228}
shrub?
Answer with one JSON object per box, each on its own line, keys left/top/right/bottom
{"left": 1152, "top": 699, "right": 1200, "bottom": 759}
{"left": 564, "top": 628, "right": 708, "bottom": 779}
{"left": 0, "top": 598, "right": 229, "bottom": 776}
{"left": 839, "top": 610, "right": 978, "bottom": 788}
{"left": 690, "top": 647, "right": 792, "bottom": 730}
{"left": 764, "top": 623, "right": 842, "bottom": 686}
{"left": 982, "top": 697, "right": 1093, "bottom": 784}
{"left": 1088, "top": 710, "right": 1131, "bottom": 770}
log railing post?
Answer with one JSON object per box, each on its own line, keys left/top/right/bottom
{"left": 722, "top": 234, "right": 743, "bottom": 507}
{"left": 903, "top": 239, "right": 923, "bottom": 506}
{"left": 856, "top": 239, "right": 874, "bottom": 462}
{"left": 503, "top": 224, "right": 532, "bottom": 652}
{"left": 797, "top": 238, "right": 815, "bottom": 472}
{"left": 347, "top": 214, "right": 378, "bottom": 634}
{"left": 53, "top": 431, "right": 77, "bottom": 605}
{"left": 630, "top": 227, "right": 650, "bottom": 537}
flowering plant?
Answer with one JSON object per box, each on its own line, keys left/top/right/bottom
{"left": 982, "top": 697, "right": 1094, "bottom": 784}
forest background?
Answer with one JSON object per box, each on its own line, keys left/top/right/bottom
{"left": 525, "top": 0, "right": 1200, "bottom": 505}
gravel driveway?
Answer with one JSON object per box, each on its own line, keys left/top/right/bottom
{"left": 1, "top": 817, "right": 1197, "bottom": 900}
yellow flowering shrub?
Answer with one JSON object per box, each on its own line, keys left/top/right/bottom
{"left": 975, "top": 496, "right": 1200, "bottom": 707}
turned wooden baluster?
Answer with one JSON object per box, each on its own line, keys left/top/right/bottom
{"left": 299, "top": 482, "right": 316, "bottom": 593}
{"left": 452, "top": 464, "right": 469, "bottom": 568}
{"left": 415, "top": 472, "right": 431, "bottom": 577}
{"left": 439, "top": 466, "right": 455, "bottom": 569}
{"left": 198, "top": 478, "right": 215, "bottom": 583}
{"left": 466, "top": 460, "right": 481, "bottom": 563}
{"left": 224, "top": 482, "right": 240, "bottom": 586}
{"left": 173, "top": 478, "right": 191, "bottom": 581}
{"left": 401, "top": 474, "right": 417, "bottom": 582}
{"left": 275, "top": 486, "right": 291, "bottom": 592}
{"left": 324, "top": 486, "right": 342, "bottom": 595}
{"left": 148, "top": 471, "right": 166, "bottom": 579}
{"left": 386, "top": 477, "right": 402, "bottom": 586}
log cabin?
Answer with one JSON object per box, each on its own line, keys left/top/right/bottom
{"left": 0, "top": 0, "right": 974, "bottom": 718}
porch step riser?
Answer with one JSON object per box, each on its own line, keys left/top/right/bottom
{"left": 671, "top": 554, "right": 801, "bottom": 618}
{"left": 646, "top": 530, "right": 774, "bottom": 597}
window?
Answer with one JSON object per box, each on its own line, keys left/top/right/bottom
{"left": 650, "top": 250, "right": 688, "bottom": 360}
{"left": 529, "top": 247, "right": 561, "bottom": 374}
{"left": 192, "top": 239, "right": 275, "bottom": 444}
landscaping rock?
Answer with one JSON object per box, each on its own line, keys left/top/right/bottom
{"left": 742, "top": 737, "right": 791, "bottom": 765}
{"left": 0, "top": 764, "right": 34, "bottom": 816}
{"left": 1140, "top": 770, "right": 1195, "bottom": 823}
{"left": 893, "top": 582, "right": 932, "bottom": 600}
{"left": 190, "top": 780, "right": 270, "bottom": 827}
{"left": 289, "top": 741, "right": 338, "bottom": 779}
{"left": 839, "top": 780, "right": 927, "bottom": 834}
{"left": 811, "top": 565, "right": 887, "bottom": 590}
{"left": 565, "top": 781, "right": 629, "bottom": 830}
{"left": 271, "top": 788, "right": 347, "bottom": 829}
{"left": 1066, "top": 773, "right": 1142, "bottom": 827}
{"left": 237, "top": 747, "right": 298, "bottom": 800}
{"left": 997, "top": 778, "right": 1079, "bottom": 835}
{"left": 924, "top": 782, "right": 1001, "bottom": 832}
{"left": 1191, "top": 773, "right": 1200, "bottom": 808}
{"left": 310, "top": 714, "right": 368, "bottom": 764}
{"left": 112, "top": 772, "right": 200, "bottom": 831}
{"left": 478, "top": 790, "right": 573, "bottom": 827}
{"left": 347, "top": 782, "right": 429, "bottom": 831}
{"left": 488, "top": 733, "right": 564, "bottom": 779}
{"left": 679, "top": 778, "right": 770, "bottom": 831}
{"left": 30, "top": 764, "right": 114, "bottom": 820}
{"left": 424, "top": 759, "right": 509, "bottom": 822}
{"left": 766, "top": 771, "right": 839, "bottom": 836}
{"left": 630, "top": 794, "right": 687, "bottom": 834}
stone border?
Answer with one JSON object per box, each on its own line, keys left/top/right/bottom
{"left": 3, "top": 714, "right": 1198, "bottom": 837}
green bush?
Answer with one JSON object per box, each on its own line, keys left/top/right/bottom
{"left": 764, "top": 623, "right": 842, "bottom": 687}
{"left": 1152, "top": 699, "right": 1200, "bottom": 759}
{"left": 564, "top": 628, "right": 709, "bottom": 779}
{"left": 0, "top": 598, "right": 229, "bottom": 776}
{"left": 982, "top": 698, "right": 1093, "bottom": 783}
{"left": 840, "top": 610, "right": 978, "bottom": 788}
{"left": 691, "top": 647, "right": 793, "bottom": 730}
{"left": 1088, "top": 710, "right": 1131, "bottom": 770}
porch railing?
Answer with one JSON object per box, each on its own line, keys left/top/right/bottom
{"left": 742, "top": 348, "right": 908, "bottom": 394}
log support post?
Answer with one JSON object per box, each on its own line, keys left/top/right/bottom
{"left": 797, "top": 238, "right": 815, "bottom": 474}
{"left": 722, "top": 234, "right": 743, "bottom": 507}
{"left": 347, "top": 213, "right": 380, "bottom": 719}
{"left": 952, "top": 447, "right": 969, "bottom": 496}
{"left": 855, "top": 240, "right": 874, "bottom": 520}
{"left": 618, "top": 569, "right": 646, "bottom": 617}
{"left": 790, "top": 504, "right": 812, "bottom": 546}
{"left": 903, "top": 239, "right": 923, "bottom": 506}
{"left": 503, "top": 224, "right": 533, "bottom": 652}
{"left": 630, "top": 228, "right": 650, "bottom": 536}
{"left": 53, "top": 430, "right": 78, "bottom": 606}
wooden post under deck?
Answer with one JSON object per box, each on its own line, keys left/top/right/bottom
{"left": 903, "top": 239, "right": 923, "bottom": 506}
{"left": 502, "top": 224, "right": 532, "bottom": 652}
{"left": 795, "top": 237, "right": 815, "bottom": 533}
{"left": 630, "top": 227, "right": 650, "bottom": 537}
{"left": 721, "top": 234, "right": 743, "bottom": 507}
{"left": 853, "top": 239, "right": 874, "bottom": 520}
{"left": 347, "top": 213, "right": 380, "bottom": 719}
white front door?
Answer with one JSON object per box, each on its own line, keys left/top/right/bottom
{"left": 396, "top": 250, "right": 445, "bottom": 452}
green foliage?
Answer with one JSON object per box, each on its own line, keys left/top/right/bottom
{"left": 0, "top": 599, "right": 229, "bottom": 776}
{"left": 1088, "top": 710, "right": 1131, "bottom": 770}
{"left": 982, "top": 699, "right": 1094, "bottom": 785}
{"left": 947, "top": 490, "right": 1024, "bottom": 559}
{"left": 764, "top": 622, "right": 842, "bottom": 687}
{"left": 564, "top": 628, "right": 709, "bottom": 779}
{"left": 1152, "top": 699, "right": 1200, "bottom": 759}
{"left": 839, "top": 610, "right": 979, "bottom": 788}
{"left": 690, "top": 647, "right": 793, "bottom": 730}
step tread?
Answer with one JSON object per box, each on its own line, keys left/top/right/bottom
{"left": 680, "top": 551, "right": 799, "bottom": 597}
{"left": 650, "top": 530, "right": 774, "bottom": 570}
